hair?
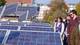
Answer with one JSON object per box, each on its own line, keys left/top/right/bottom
{"left": 55, "top": 17, "right": 63, "bottom": 22}
{"left": 70, "top": 10, "right": 77, "bottom": 15}
{"left": 59, "top": 17, "right": 63, "bottom": 22}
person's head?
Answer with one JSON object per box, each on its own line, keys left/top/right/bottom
{"left": 55, "top": 17, "right": 63, "bottom": 22}
{"left": 69, "top": 10, "right": 77, "bottom": 17}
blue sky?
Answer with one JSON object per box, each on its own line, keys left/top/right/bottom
{"left": 34, "top": 0, "right": 80, "bottom": 5}
{"left": 64, "top": 0, "right": 80, "bottom": 4}
{"left": 34, "top": 0, "right": 51, "bottom": 4}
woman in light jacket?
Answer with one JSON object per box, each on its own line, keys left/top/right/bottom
{"left": 54, "top": 17, "right": 65, "bottom": 45}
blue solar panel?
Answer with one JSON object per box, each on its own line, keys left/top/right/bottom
{"left": 0, "top": 31, "right": 6, "bottom": 44}
{"left": 3, "top": 4, "right": 17, "bottom": 16}
{"left": 0, "top": 6, "right": 3, "bottom": 14}
{"left": 20, "top": 26, "right": 53, "bottom": 31}
{"left": 26, "top": 23, "right": 51, "bottom": 27}
{"left": 7, "top": 32, "right": 20, "bottom": 40}
{"left": 0, "top": 21, "right": 9, "bottom": 25}
{"left": 0, "top": 26, "right": 18, "bottom": 30}
{"left": 8, "top": 22, "right": 24, "bottom": 26}
{"left": 6, "top": 4, "right": 17, "bottom": 9}
{"left": 28, "top": 7, "right": 38, "bottom": 17}
{"left": 17, "top": 6, "right": 39, "bottom": 20}
{"left": 6, "top": 31, "right": 62, "bottom": 45}
{"left": 0, "top": 21, "right": 51, "bottom": 27}
{"left": 19, "top": 12, "right": 27, "bottom": 21}
{"left": 17, "top": 6, "right": 28, "bottom": 11}
{"left": 0, "top": 22, "right": 24, "bottom": 26}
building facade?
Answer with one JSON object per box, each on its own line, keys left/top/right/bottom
{"left": 5, "top": 0, "right": 32, "bottom": 4}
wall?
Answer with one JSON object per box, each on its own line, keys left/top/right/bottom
{"left": 5, "top": 0, "right": 32, "bottom": 4}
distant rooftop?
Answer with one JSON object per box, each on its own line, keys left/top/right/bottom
{"left": 5, "top": 0, "right": 80, "bottom": 5}
{"left": 5, "top": 0, "right": 32, "bottom": 4}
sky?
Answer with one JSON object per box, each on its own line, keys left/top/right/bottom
{"left": 64, "top": 0, "right": 80, "bottom": 4}
{"left": 34, "top": 0, "right": 80, "bottom": 5}
{"left": 34, "top": 0, "right": 51, "bottom": 4}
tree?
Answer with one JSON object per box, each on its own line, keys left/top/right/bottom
{"left": 43, "top": 0, "right": 68, "bottom": 24}
{"left": 0, "top": 0, "right": 6, "bottom": 7}
{"left": 75, "top": 3, "right": 80, "bottom": 16}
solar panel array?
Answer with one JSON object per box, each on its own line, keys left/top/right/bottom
{"left": 0, "top": 4, "right": 62, "bottom": 45}
{"left": 0, "top": 21, "right": 62, "bottom": 45}
{"left": 0, "top": 21, "right": 51, "bottom": 27}
{"left": 5, "top": 31, "right": 61, "bottom": 45}
{"left": 0, "top": 31, "right": 6, "bottom": 44}
{"left": 0, "top": 26, "right": 18, "bottom": 30}
{"left": 0, "top": 4, "right": 39, "bottom": 21}
{"left": 0, "top": 22, "right": 52, "bottom": 31}
{"left": 0, "top": 26, "right": 53, "bottom": 32}
{"left": 0, "top": 6, "right": 4, "bottom": 14}
{"left": 3, "top": 4, "right": 18, "bottom": 16}
{"left": 17, "top": 6, "right": 39, "bottom": 21}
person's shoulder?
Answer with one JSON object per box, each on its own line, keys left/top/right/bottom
{"left": 77, "top": 16, "right": 80, "bottom": 20}
{"left": 78, "top": 16, "right": 80, "bottom": 22}
{"left": 62, "top": 22, "right": 65, "bottom": 25}
{"left": 77, "top": 16, "right": 80, "bottom": 18}
{"left": 76, "top": 16, "right": 80, "bottom": 23}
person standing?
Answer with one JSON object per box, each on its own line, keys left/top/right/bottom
{"left": 63, "top": 18, "right": 68, "bottom": 45}
{"left": 54, "top": 17, "right": 65, "bottom": 45}
{"left": 67, "top": 10, "right": 80, "bottom": 45}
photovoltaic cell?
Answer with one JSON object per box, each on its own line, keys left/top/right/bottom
{"left": 0, "top": 6, "right": 3, "bottom": 14}
{"left": 6, "top": 31, "right": 61, "bottom": 45}
{"left": 0, "top": 23, "right": 52, "bottom": 31}
{"left": 3, "top": 4, "right": 17, "bottom": 16}
{"left": 17, "top": 6, "right": 39, "bottom": 21}
{"left": 0, "top": 22, "right": 24, "bottom": 26}
{"left": 0, "top": 22, "right": 51, "bottom": 27}
{"left": 0, "top": 26, "right": 18, "bottom": 30}
{"left": 26, "top": 23, "right": 51, "bottom": 27}
{"left": 0, "top": 31, "right": 6, "bottom": 44}
{"left": 20, "top": 26, "right": 53, "bottom": 31}
{"left": 8, "top": 22, "right": 24, "bottom": 26}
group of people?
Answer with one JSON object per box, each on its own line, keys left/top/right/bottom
{"left": 53, "top": 10, "right": 80, "bottom": 45}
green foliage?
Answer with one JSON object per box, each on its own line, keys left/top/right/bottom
{"left": 43, "top": 14, "right": 54, "bottom": 24}
{"left": 75, "top": 3, "right": 80, "bottom": 16}
{"left": 43, "top": 0, "right": 68, "bottom": 24}
{"left": 0, "top": 0, "right": 6, "bottom": 6}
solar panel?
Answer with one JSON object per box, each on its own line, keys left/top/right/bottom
{"left": 28, "top": 7, "right": 38, "bottom": 17}
{"left": 17, "top": 6, "right": 28, "bottom": 11}
{"left": 26, "top": 23, "right": 51, "bottom": 27}
{"left": 0, "top": 6, "right": 3, "bottom": 14}
{"left": 18, "top": 12, "right": 27, "bottom": 21}
{"left": 0, "top": 31, "right": 6, "bottom": 44}
{"left": 6, "top": 31, "right": 62, "bottom": 45}
{"left": 0, "top": 21, "right": 9, "bottom": 25}
{"left": 17, "top": 6, "right": 39, "bottom": 20}
{"left": 8, "top": 22, "right": 24, "bottom": 26}
{"left": 0, "top": 22, "right": 24, "bottom": 26}
{"left": 0, "top": 21, "right": 51, "bottom": 27}
{"left": 20, "top": 26, "right": 53, "bottom": 31}
{"left": 6, "top": 4, "right": 17, "bottom": 9}
{"left": 0, "top": 26, "right": 18, "bottom": 30}
{"left": 3, "top": 4, "right": 17, "bottom": 16}
{"left": 7, "top": 31, "right": 20, "bottom": 40}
